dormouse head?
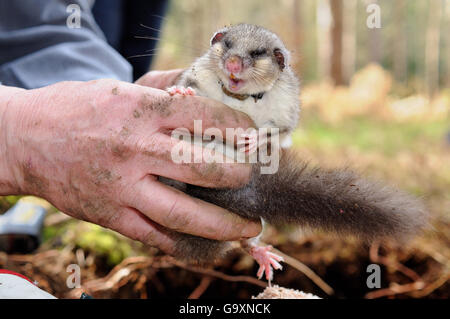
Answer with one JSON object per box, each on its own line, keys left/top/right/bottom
{"left": 208, "top": 24, "right": 290, "bottom": 95}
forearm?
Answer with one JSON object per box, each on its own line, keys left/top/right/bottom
{"left": 0, "top": 85, "right": 26, "bottom": 195}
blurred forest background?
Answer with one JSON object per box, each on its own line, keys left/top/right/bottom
{"left": 154, "top": 0, "right": 450, "bottom": 96}
{"left": 0, "top": 0, "right": 449, "bottom": 299}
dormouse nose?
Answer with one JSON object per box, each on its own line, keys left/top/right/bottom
{"left": 225, "top": 56, "right": 243, "bottom": 74}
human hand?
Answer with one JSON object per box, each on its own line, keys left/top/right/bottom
{"left": 135, "top": 69, "right": 184, "bottom": 89}
{"left": 0, "top": 79, "right": 261, "bottom": 255}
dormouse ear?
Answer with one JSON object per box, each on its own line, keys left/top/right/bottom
{"left": 273, "top": 49, "right": 286, "bottom": 71}
{"left": 211, "top": 32, "right": 226, "bottom": 46}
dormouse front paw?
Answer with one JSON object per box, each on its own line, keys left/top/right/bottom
{"left": 167, "top": 86, "right": 196, "bottom": 97}
{"left": 238, "top": 130, "right": 272, "bottom": 154}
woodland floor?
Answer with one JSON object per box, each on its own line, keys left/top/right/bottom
{"left": 0, "top": 113, "right": 449, "bottom": 299}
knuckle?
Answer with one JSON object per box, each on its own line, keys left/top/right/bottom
{"left": 217, "top": 218, "right": 239, "bottom": 241}
{"left": 99, "top": 78, "right": 122, "bottom": 87}
{"left": 93, "top": 85, "right": 122, "bottom": 106}
{"left": 117, "top": 183, "right": 135, "bottom": 207}
{"left": 216, "top": 223, "right": 229, "bottom": 241}
{"left": 141, "top": 227, "right": 159, "bottom": 246}
{"left": 95, "top": 209, "right": 120, "bottom": 229}
{"left": 86, "top": 78, "right": 121, "bottom": 92}
{"left": 164, "top": 198, "right": 192, "bottom": 232}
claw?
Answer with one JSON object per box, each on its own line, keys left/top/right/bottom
{"left": 238, "top": 130, "right": 274, "bottom": 154}
{"left": 240, "top": 132, "right": 258, "bottom": 140}
{"left": 267, "top": 252, "right": 284, "bottom": 262}
{"left": 237, "top": 139, "right": 255, "bottom": 146}
{"left": 167, "top": 86, "right": 196, "bottom": 96}
{"left": 248, "top": 143, "right": 258, "bottom": 154}
{"left": 239, "top": 132, "right": 259, "bottom": 154}
{"left": 249, "top": 245, "right": 284, "bottom": 282}
{"left": 269, "top": 258, "right": 283, "bottom": 270}
{"left": 257, "top": 265, "right": 266, "bottom": 280}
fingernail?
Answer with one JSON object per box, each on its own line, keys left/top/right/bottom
{"left": 241, "top": 221, "right": 262, "bottom": 238}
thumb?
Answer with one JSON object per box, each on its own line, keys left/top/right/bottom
{"left": 135, "top": 69, "right": 184, "bottom": 89}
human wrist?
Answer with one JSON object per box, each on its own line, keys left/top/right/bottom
{"left": 0, "top": 85, "right": 28, "bottom": 195}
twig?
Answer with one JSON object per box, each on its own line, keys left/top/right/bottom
{"left": 7, "top": 250, "right": 60, "bottom": 263}
{"left": 418, "top": 242, "right": 450, "bottom": 267}
{"left": 271, "top": 247, "right": 334, "bottom": 295}
{"left": 82, "top": 256, "right": 153, "bottom": 293}
{"left": 365, "top": 281, "right": 425, "bottom": 299}
{"left": 166, "top": 257, "right": 267, "bottom": 288}
{"left": 44, "top": 213, "right": 72, "bottom": 227}
{"left": 134, "top": 274, "right": 149, "bottom": 299}
{"left": 78, "top": 255, "right": 267, "bottom": 297}
{"left": 189, "top": 276, "right": 213, "bottom": 299}
{"left": 365, "top": 242, "right": 430, "bottom": 299}
{"left": 409, "top": 273, "right": 450, "bottom": 298}
{"left": 369, "top": 242, "right": 422, "bottom": 282}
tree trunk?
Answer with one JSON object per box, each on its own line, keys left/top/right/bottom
{"left": 330, "top": 0, "right": 344, "bottom": 85}
{"left": 189, "top": 0, "right": 206, "bottom": 58}
{"left": 316, "top": 0, "right": 332, "bottom": 81}
{"left": 343, "top": 0, "right": 357, "bottom": 84}
{"left": 425, "top": 0, "right": 442, "bottom": 97}
{"left": 368, "top": 0, "right": 382, "bottom": 64}
{"left": 393, "top": 0, "right": 407, "bottom": 83}
{"left": 445, "top": 1, "right": 450, "bottom": 88}
{"left": 291, "top": 0, "right": 303, "bottom": 73}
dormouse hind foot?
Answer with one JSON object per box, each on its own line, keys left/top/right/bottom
{"left": 167, "top": 86, "right": 196, "bottom": 97}
{"left": 247, "top": 245, "right": 284, "bottom": 283}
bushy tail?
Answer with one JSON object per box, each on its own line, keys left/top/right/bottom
{"left": 186, "top": 151, "right": 428, "bottom": 242}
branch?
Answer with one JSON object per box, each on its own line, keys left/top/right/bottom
{"left": 189, "top": 276, "right": 213, "bottom": 299}
{"left": 369, "top": 242, "right": 422, "bottom": 282}
{"left": 166, "top": 257, "right": 267, "bottom": 288}
{"left": 271, "top": 247, "right": 334, "bottom": 295}
{"left": 365, "top": 281, "right": 425, "bottom": 299}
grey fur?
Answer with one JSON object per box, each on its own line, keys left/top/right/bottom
{"left": 164, "top": 24, "right": 428, "bottom": 264}
{"left": 169, "top": 151, "right": 428, "bottom": 264}
{"left": 176, "top": 24, "right": 300, "bottom": 146}
{"left": 172, "top": 233, "right": 231, "bottom": 264}
{"left": 188, "top": 151, "right": 428, "bottom": 241}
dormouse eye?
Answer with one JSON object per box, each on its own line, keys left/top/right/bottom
{"left": 224, "top": 40, "right": 232, "bottom": 49}
{"left": 250, "top": 49, "right": 267, "bottom": 58}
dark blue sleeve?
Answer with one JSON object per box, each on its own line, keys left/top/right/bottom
{"left": 0, "top": 0, "right": 132, "bottom": 89}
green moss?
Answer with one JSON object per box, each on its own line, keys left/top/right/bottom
{"left": 0, "top": 196, "right": 22, "bottom": 213}
{"left": 62, "top": 224, "right": 133, "bottom": 265}
{"left": 293, "top": 116, "right": 449, "bottom": 156}
{"left": 42, "top": 225, "right": 63, "bottom": 242}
